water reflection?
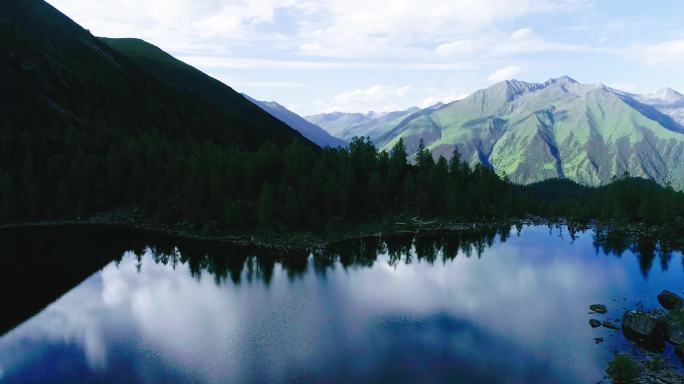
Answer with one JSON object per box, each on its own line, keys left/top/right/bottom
{"left": 0, "top": 224, "right": 683, "bottom": 383}
{"left": 117, "top": 225, "right": 682, "bottom": 286}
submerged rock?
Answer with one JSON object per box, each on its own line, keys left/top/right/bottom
{"left": 657, "top": 290, "right": 683, "bottom": 311}
{"left": 666, "top": 319, "right": 684, "bottom": 347}
{"left": 674, "top": 345, "right": 684, "bottom": 364}
{"left": 602, "top": 321, "right": 619, "bottom": 330}
{"left": 590, "top": 319, "right": 602, "bottom": 328}
{"left": 622, "top": 311, "right": 666, "bottom": 352}
{"left": 590, "top": 304, "right": 608, "bottom": 314}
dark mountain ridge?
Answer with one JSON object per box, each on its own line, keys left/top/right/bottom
{"left": 0, "top": 0, "right": 314, "bottom": 221}
{"left": 0, "top": 1, "right": 311, "bottom": 151}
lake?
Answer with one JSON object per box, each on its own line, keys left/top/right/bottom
{"left": 0, "top": 224, "right": 682, "bottom": 383}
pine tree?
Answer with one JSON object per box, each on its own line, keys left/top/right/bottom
{"left": 257, "top": 181, "right": 275, "bottom": 229}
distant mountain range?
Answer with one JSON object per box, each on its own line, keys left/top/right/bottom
{"left": 308, "top": 77, "right": 684, "bottom": 189}
{"left": 306, "top": 108, "right": 420, "bottom": 142}
{"left": 243, "top": 96, "right": 347, "bottom": 148}
{"left": 632, "top": 87, "right": 684, "bottom": 126}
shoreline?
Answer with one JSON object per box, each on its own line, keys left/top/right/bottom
{"left": 0, "top": 217, "right": 521, "bottom": 253}
{"left": 0, "top": 213, "right": 680, "bottom": 253}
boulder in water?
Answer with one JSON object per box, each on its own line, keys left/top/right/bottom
{"left": 602, "top": 321, "right": 619, "bottom": 330}
{"left": 590, "top": 304, "right": 607, "bottom": 313}
{"left": 658, "top": 290, "right": 683, "bottom": 311}
{"left": 666, "top": 319, "right": 684, "bottom": 347}
{"left": 621, "top": 311, "right": 666, "bottom": 352}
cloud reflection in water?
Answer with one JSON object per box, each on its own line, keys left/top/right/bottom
{"left": 0, "top": 225, "right": 682, "bottom": 383}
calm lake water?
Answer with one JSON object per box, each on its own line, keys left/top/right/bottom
{"left": 0, "top": 224, "right": 683, "bottom": 383}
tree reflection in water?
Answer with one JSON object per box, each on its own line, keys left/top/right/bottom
{"left": 119, "top": 224, "right": 682, "bottom": 285}
{"left": 0, "top": 223, "right": 681, "bottom": 336}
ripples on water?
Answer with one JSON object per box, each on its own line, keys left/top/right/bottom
{"left": 0, "top": 224, "right": 682, "bottom": 383}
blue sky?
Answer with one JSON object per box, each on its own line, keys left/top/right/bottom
{"left": 47, "top": 0, "right": 684, "bottom": 115}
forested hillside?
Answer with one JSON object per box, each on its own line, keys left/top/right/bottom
{"left": 0, "top": 0, "right": 311, "bottom": 220}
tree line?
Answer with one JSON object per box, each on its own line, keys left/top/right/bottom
{"left": 1, "top": 127, "right": 683, "bottom": 238}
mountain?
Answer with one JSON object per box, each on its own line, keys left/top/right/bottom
{"left": 0, "top": 1, "right": 310, "bottom": 150}
{"left": 375, "top": 77, "right": 684, "bottom": 189}
{"left": 103, "top": 37, "right": 345, "bottom": 148}
{"left": 0, "top": 0, "right": 315, "bottom": 221}
{"left": 637, "top": 87, "right": 684, "bottom": 106}
{"left": 307, "top": 107, "right": 420, "bottom": 142}
{"left": 632, "top": 87, "right": 684, "bottom": 126}
{"left": 242, "top": 95, "right": 346, "bottom": 148}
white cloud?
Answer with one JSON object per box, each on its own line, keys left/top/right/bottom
{"left": 510, "top": 27, "right": 534, "bottom": 40}
{"left": 321, "top": 85, "right": 413, "bottom": 113}
{"left": 418, "top": 93, "right": 469, "bottom": 109}
{"left": 608, "top": 82, "right": 637, "bottom": 93}
{"left": 294, "top": 0, "right": 590, "bottom": 58}
{"left": 487, "top": 66, "right": 522, "bottom": 82}
{"left": 47, "top": 0, "right": 297, "bottom": 54}
{"left": 319, "top": 84, "right": 475, "bottom": 113}
{"left": 434, "top": 39, "right": 478, "bottom": 57}
{"left": 239, "top": 81, "right": 307, "bottom": 88}
{"left": 638, "top": 39, "right": 684, "bottom": 66}
{"left": 179, "top": 56, "right": 473, "bottom": 71}
{"left": 44, "top": 0, "right": 624, "bottom": 115}
{"left": 435, "top": 27, "right": 589, "bottom": 58}
{"left": 48, "top": 0, "right": 595, "bottom": 60}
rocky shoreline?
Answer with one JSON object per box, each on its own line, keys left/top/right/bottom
{"left": 595, "top": 290, "right": 684, "bottom": 383}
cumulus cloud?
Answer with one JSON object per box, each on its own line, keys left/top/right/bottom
{"left": 487, "top": 66, "right": 522, "bottom": 82}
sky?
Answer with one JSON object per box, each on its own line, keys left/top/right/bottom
{"left": 46, "top": 0, "right": 684, "bottom": 116}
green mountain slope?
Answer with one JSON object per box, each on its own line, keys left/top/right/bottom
{"left": 376, "top": 77, "right": 684, "bottom": 189}
{"left": 242, "top": 94, "right": 347, "bottom": 148}
{"left": 307, "top": 107, "right": 420, "bottom": 142}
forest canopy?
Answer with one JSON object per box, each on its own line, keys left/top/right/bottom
{"left": 2, "top": 129, "right": 684, "bottom": 238}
